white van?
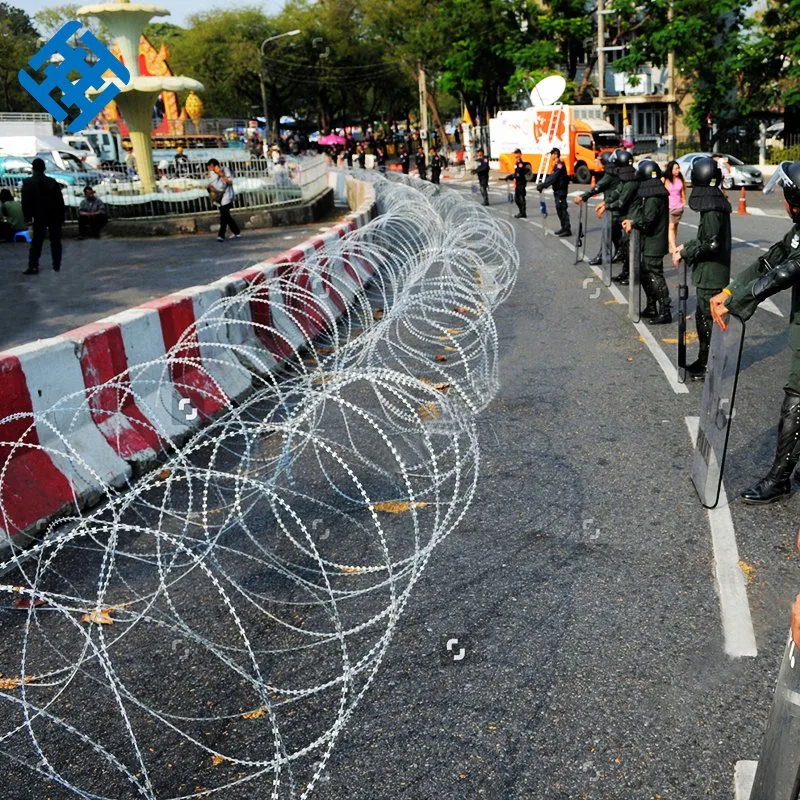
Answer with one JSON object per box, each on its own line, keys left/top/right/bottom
{"left": 61, "top": 135, "right": 101, "bottom": 168}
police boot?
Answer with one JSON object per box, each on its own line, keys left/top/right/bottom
{"left": 741, "top": 392, "right": 800, "bottom": 504}
{"left": 639, "top": 275, "right": 658, "bottom": 318}
{"left": 588, "top": 253, "right": 603, "bottom": 266}
{"left": 648, "top": 273, "right": 672, "bottom": 325}
{"left": 612, "top": 272, "right": 629, "bottom": 285}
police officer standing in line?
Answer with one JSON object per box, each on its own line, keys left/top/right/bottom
{"left": 504, "top": 148, "right": 528, "bottom": 218}
{"left": 537, "top": 147, "right": 571, "bottom": 237}
{"left": 710, "top": 161, "right": 800, "bottom": 504}
{"left": 672, "top": 156, "right": 732, "bottom": 380}
{"left": 430, "top": 149, "right": 444, "bottom": 185}
{"left": 621, "top": 159, "right": 672, "bottom": 324}
{"left": 472, "top": 148, "right": 490, "bottom": 206}
{"left": 597, "top": 149, "right": 638, "bottom": 284}
{"left": 416, "top": 146, "right": 427, "bottom": 180}
{"left": 399, "top": 147, "right": 410, "bottom": 175}
{"left": 575, "top": 151, "right": 619, "bottom": 265}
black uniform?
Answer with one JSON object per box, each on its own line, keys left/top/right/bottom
{"left": 605, "top": 165, "right": 638, "bottom": 279}
{"left": 472, "top": 155, "right": 490, "bottom": 205}
{"left": 430, "top": 152, "right": 444, "bottom": 184}
{"left": 416, "top": 150, "right": 427, "bottom": 180}
{"left": 399, "top": 150, "right": 410, "bottom": 174}
{"left": 375, "top": 149, "right": 386, "bottom": 172}
{"left": 357, "top": 149, "right": 366, "bottom": 169}
{"left": 21, "top": 171, "right": 65, "bottom": 274}
{"left": 505, "top": 157, "right": 528, "bottom": 218}
{"left": 538, "top": 158, "right": 571, "bottom": 235}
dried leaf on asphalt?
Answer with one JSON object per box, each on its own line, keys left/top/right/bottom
{"left": 338, "top": 565, "right": 365, "bottom": 574}
{"left": 211, "top": 754, "right": 225, "bottom": 766}
{"left": 417, "top": 402, "right": 441, "bottom": 421}
{"left": 13, "top": 596, "right": 48, "bottom": 610}
{"left": 371, "top": 501, "right": 430, "bottom": 514}
{"left": 454, "top": 305, "right": 471, "bottom": 314}
{"left": 80, "top": 608, "right": 115, "bottom": 626}
{"left": 443, "top": 346, "right": 456, "bottom": 352}
{"left": 0, "top": 675, "right": 33, "bottom": 690}
{"left": 242, "top": 707, "right": 267, "bottom": 719}
{"left": 738, "top": 560, "right": 754, "bottom": 585}
{"left": 373, "top": 309, "right": 385, "bottom": 320}
{"left": 158, "top": 469, "right": 172, "bottom": 480}
{"left": 435, "top": 354, "right": 448, "bottom": 362}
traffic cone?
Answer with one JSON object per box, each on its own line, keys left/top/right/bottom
{"left": 590, "top": 174, "right": 596, "bottom": 188}
{"left": 737, "top": 186, "right": 748, "bottom": 215}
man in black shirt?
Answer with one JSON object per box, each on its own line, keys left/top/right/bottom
{"left": 537, "top": 147, "right": 571, "bottom": 237}
{"left": 472, "top": 149, "right": 490, "bottom": 205}
{"left": 21, "top": 157, "right": 65, "bottom": 274}
{"left": 504, "top": 148, "right": 527, "bottom": 218}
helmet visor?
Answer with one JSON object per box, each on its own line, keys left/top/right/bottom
{"left": 763, "top": 160, "right": 794, "bottom": 196}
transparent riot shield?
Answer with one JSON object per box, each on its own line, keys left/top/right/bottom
{"left": 600, "top": 211, "right": 613, "bottom": 287}
{"left": 691, "top": 314, "right": 745, "bottom": 508}
{"left": 574, "top": 202, "right": 588, "bottom": 265}
{"left": 628, "top": 228, "right": 641, "bottom": 323}
{"left": 677, "top": 259, "right": 689, "bottom": 383}
{"left": 539, "top": 198, "right": 548, "bottom": 235}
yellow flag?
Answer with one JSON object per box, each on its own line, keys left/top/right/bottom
{"left": 463, "top": 107, "right": 473, "bottom": 126}
{"left": 622, "top": 103, "right": 629, "bottom": 129}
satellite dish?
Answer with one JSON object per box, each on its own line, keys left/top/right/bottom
{"left": 529, "top": 75, "right": 566, "bottom": 107}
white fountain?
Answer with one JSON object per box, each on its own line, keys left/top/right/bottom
{"left": 76, "top": 0, "right": 203, "bottom": 193}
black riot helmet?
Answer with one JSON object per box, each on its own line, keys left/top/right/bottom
{"left": 690, "top": 156, "right": 721, "bottom": 187}
{"left": 636, "top": 159, "right": 662, "bottom": 181}
{"left": 764, "top": 161, "right": 800, "bottom": 222}
{"left": 599, "top": 151, "right": 614, "bottom": 166}
{"left": 613, "top": 148, "right": 632, "bottom": 167}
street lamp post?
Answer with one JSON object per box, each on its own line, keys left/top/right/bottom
{"left": 259, "top": 29, "right": 300, "bottom": 143}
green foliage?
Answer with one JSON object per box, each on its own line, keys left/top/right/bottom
{"left": 0, "top": 3, "right": 44, "bottom": 112}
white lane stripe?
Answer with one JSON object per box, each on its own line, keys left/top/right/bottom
{"left": 685, "top": 416, "right": 758, "bottom": 658}
{"left": 557, "top": 232, "right": 689, "bottom": 394}
{"left": 760, "top": 298, "right": 784, "bottom": 317}
{"left": 734, "top": 760, "right": 757, "bottom": 800}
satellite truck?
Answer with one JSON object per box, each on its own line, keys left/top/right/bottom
{"left": 490, "top": 76, "right": 620, "bottom": 184}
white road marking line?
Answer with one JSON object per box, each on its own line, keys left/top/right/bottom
{"left": 283, "top": 235, "right": 297, "bottom": 239}
{"left": 557, "top": 232, "right": 689, "bottom": 394}
{"left": 685, "top": 416, "right": 758, "bottom": 658}
{"left": 734, "top": 760, "right": 757, "bottom": 800}
{"left": 747, "top": 207, "right": 765, "bottom": 216}
{"left": 760, "top": 298, "right": 784, "bottom": 317}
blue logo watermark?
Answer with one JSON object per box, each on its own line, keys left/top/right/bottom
{"left": 18, "top": 21, "right": 130, "bottom": 134}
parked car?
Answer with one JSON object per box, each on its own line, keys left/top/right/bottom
{"left": 34, "top": 151, "right": 109, "bottom": 186}
{"left": 676, "top": 152, "right": 764, "bottom": 188}
{"left": 0, "top": 155, "right": 35, "bottom": 190}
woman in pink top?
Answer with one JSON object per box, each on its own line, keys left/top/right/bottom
{"left": 663, "top": 160, "right": 687, "bottom": 255}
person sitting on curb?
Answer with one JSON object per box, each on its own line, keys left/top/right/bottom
{"left": 0, "top": 189, "right": 27, "bottom": 243}
{"left": 77, "top": 186, "right": 108, "bottom": 239}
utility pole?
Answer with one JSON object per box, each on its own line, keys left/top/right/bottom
{"left": 666, "top": 0, "right": 676, "bottom": 160}
{"left": 597, "top": 0, "right": 606, "bottom": 104}
{"left": 418, "top": 62, "right": 429, "bottom": 158}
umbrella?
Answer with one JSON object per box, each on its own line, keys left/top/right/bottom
{"left": 318, "top": 133, "right": 346, "bottom": 146}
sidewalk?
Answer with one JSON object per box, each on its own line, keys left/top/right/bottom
{"left": 0, "top": 216, "right": 342, "bottom": 351}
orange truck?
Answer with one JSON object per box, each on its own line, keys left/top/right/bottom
{"left": 489, "top": 104, "right": 620, "bottom": 183}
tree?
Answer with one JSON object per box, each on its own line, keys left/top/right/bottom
{"left": 0, "top": 3, "right": 43, "bottom": 112}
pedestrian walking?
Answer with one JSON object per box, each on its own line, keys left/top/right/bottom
{"left": 504, "top": 148, "right": 528, "bottom": 218}
{"left": 672, "top": 156, "right": 731, "bottom": 379}
{"left": 471, "top": 148, "right": 490, "bottom": 205}
{"left": 206, "top": 158, "right": 241, "bottom": 242}
{"left": 416, "top": 147, "right": 427, "bottom": 180}
{"left": 537, "top": 147, "right": 571, "bottom": 237}
{"left": 709, "top": 160, "right": 800, "bottom": 504}
{"left": 77, "top": 186, "right": 108, "bottom": 239}
{"left": 662, "top": 159, "right": 686, "bottom": 255}
{"left": 0, "top": 188, "right": 26, "bottom": 243}
{"left": 20, "top": 157, "right": 64, "bottom": 274}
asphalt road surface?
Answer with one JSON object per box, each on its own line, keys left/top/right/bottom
{"left": 2, "top": 177, "right": 799, "bottom": 798}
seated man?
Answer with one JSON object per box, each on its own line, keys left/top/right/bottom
{"left": 0, "top": 188, "right": 26, "bottom": 242}
{"left": 78, "top": 186, "right": 108, "bottom": 239}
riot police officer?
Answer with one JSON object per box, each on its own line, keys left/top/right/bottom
{"left": 710, "top": 161, "right": 800, "bottom": 504}
{"left": 399, "top": 147, "right": 410, "bottom": 175}
{"left": 504, "top": 148, "right": 528, "bottom": 218}
{"left": 575, "top": 151, "right": 619, "bottom": 265}
{"left": 472, "top": 148, "right": 490, "bottom": 206}
{"left": 597, "top": 149, "right": 638, "bottom": 283}
{"left": 430, "top": 150, "right": 444, "bottom": 184}
{"left": 672, "top": 156, "right": 732, "bottom": 379}
{"left": 621, "top": 159, "right": 671, "bottom": 324}
{"left": 537, "top": 147, "right": 571, "bottom": 237}
{"left": 416, "top": 147, "right": 427, "bottom": 180}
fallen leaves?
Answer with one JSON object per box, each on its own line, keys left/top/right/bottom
{"left": 0, "top": 674, "right": 33, "bottom": 690}
{"left": 211, "top": 754, "right": 226, "bottom": 766}
{"left": 337, "top": 565, "right": 366, "bottom": 574}
{"left": 80, "top": 608, "right": 116, "bottom": 626}
{"left": 242, "top": 707, "right": 267, "bottom": 719}
{"left": 371, "top": 501, "right": 430, "bottom": 514}
{"left": 372, "top": 308, "right": 384, "bottom": 321}
{"left": 435, "top": 354, "right": 448, "bottom": 362}
{"left": 417, "top": 402, "right": 441, "bottom": 421}
{"left": 739, "top": 560, "right": 754, "bottom": 585}
{"left": 158, "top": 469, "right": 172, "bottom": 480}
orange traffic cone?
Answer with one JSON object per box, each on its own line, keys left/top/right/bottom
{"left": 737, "top": 186, "right": 748, "bottom": 215}
{"left": 590, "top": 174, "right": 596, "bottom": 188}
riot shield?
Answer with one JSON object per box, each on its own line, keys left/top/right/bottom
{"left": 628, "top": 228, "right": 641, "bottom": 323}
{"left": 574, "top": 202, "right": 588, "bottom": 264}
{"left": 691, "top": 314, "right": 745, "bottom": 508}
{"left": 539, "top": 198, "right": 548, "bottom": 236}
{"left": 600, "top": 211, "right": 613, "bottom": 287}
{"left": 677, "top": 259, "right": 689, "bottom": 383}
